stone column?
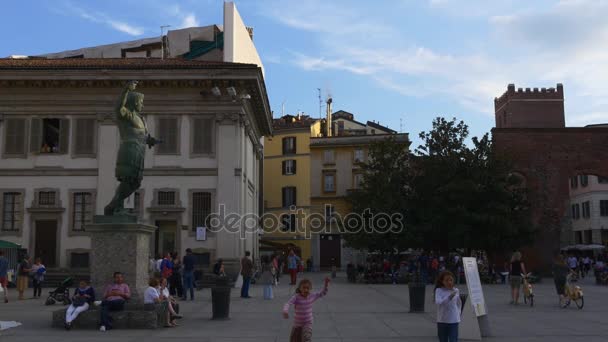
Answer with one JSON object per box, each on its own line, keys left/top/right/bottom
{"left": 87, "top": 215, "right": 156, "bottom": 305}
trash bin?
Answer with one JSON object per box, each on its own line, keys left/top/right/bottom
{"left": 211, "top": 276, "right": 232, "bottom": 320}
{"left": 408, "top": 282, "right": 426, "bottom": 313}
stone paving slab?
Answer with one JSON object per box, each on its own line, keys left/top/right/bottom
{"left": 0, "top": 273, "right": 607, "bottom": 341}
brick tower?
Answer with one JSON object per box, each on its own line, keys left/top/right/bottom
{"left": 494, "top": 83, "right": 565, "bottom": 128}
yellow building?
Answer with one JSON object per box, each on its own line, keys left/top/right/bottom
{"left": 310, "top": 111, "right": 409, "bottom": 270}
{"left": 262, "top": 114, "right": 322, "bottom": 263}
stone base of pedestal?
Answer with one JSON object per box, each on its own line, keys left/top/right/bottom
{"left": 88, "top": 215, "right": 156, "bottom": 305}
{"left": 51, "top": 306, "right": 158, "bottom": 329}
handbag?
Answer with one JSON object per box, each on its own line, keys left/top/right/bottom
{"left": 72, "top": 296, "right": 86, "bottom": 307}
{"left": 234, "top": 265, "right": 243, "bottom": 289}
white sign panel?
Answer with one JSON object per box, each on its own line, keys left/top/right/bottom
{"left": 196, "top": 226, "right": 207, "bottom": 241}
{"left": 462, "top": 257, "right": 487, "bottom": 317}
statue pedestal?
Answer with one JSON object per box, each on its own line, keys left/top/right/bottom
{"left": 87, "top": 215, "right": 156, "bottom": 305}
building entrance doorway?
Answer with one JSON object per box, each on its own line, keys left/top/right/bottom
{"left": 34, "top": 220, "right": 58, "bottom": 267}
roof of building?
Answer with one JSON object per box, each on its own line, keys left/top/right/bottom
{"left": 310, "top": 133, "right": 409, "bottom": 147}
{"left": 366, "top": 120, "right": 397, "bottom": 133}
{"left": 0, "top": 58, "right": 257, "bottom": 70}
{"left": 272, "top": 114, "right": 319, "bottom": 130}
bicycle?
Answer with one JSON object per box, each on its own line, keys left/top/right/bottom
{"left": 521, "top": 272, "right": 534, "bottom": 307}
{"left": 561, "top": 273, "right": 584, "bottom": 309}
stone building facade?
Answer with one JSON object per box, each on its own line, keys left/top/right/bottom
{"left": 0, "top": 58, "right": 271, "bottom": 271}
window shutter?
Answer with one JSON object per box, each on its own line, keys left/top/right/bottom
{"left": 74, "top": 118, "right": 96, "bottom": 155}
{"left": 282, "top": 161, "right": 286, "bottom": 175}
{"left": 4, "top": 119, "right": 27, "bottom": 155}
{"left": 201, "top": 118, "right": 213, "bottom": 154}
{"left": 59, "top": 118, "right": 70, "bottom": 154}
{"left": 282, "top": 187, "right": 286, "bottom": 207}
{"left": 29, "top": 118, "right": 42, "bottom": 153}
{"left": 192, "top": 118, "right": 214, "bottom": 155}
{"left": 157, "top": 118, "right": 178, "bottom": 154}
{"left": 292, "top": 160, "right": 297, "bottom": 175}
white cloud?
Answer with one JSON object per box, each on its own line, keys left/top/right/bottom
{"left": 70, "top": 5, "right": 143, "bottom": 36}
{"left": 169, "top": 5, "right": 199, "bottom": 29}
{"left": 180, "top": 14, "right": 199, "bottom": 28}
{"left": 264, "top": 0, "right": 608, "bottom": 125}
{"left": 107, "top": 20, "right": 144, "bottom": 36}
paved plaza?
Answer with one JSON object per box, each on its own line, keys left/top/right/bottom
{"left": 1, "top": 273, "right": 607, "bottom": 341}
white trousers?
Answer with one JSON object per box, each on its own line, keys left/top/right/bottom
{"left": 65, "top": 303, "right": 90, "bottom": 323}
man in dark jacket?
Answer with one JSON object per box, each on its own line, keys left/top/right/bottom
{"left": 182, "top": 248, "right": 196, "bottom": 301}
{"left": 241, "top": 251, "right": 253, "bottom": 298}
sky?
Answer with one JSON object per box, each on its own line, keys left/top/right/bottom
{"left": 3, "top": 0, "right": 608, "bottom": 147}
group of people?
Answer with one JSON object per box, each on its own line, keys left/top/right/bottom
{"left": 150, "top": 248, "right": 197, "bottom": 301}
{"left": 347, "top": 252, "right": 467, "bottom": 285}
{"left": 0, "top": 252, "right": 47, "bottom": 303}
{"left": 238, "top": 249, "right": 302, "bottom": 300}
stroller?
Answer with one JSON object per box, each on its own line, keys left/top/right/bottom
{"left": 45, "top": 277, "right": 74, "bottom": 306}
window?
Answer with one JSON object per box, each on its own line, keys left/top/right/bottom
{"left": 70, "top": 252, "right": 90, "bottom": 268}
{"left": 191, "top": 117, "right": 214, "bottom": 155}
{"left": 38, "top": 191, "right": 56, "bottom": 206}
{"left": 156, "top": 117, "right": 179, "bottom": 154}
{"left": 580, "top": 175, "right": 589, "bottom": 187}
{"left": 73, "top": 118, "right": 97, "bottom": 156}
{"left": 325, "top": 204, "right": 336, "bottom": 223}
{"left": 2, "top": 192, "right": 22, "bottom": 231}
{"left": 584, "top": 230, "right": 593, "bottom": 244}
{"left": 30, "top": 118, "right": 70, "bottom": 154}
{"left": 571, "top": 203, "right": 580, "bottom": 220}
{"left": 282, "top": 137, "right": 296, "bottom": 155}
{"left": 158, "top": 191, "right": 176, "bottom": 206}
{"left": 73, "top": 192, "right": 93, "bottom": 231}
{"left": 354, "top": 149, "right": 365, "bottom": 163}
{"left": 337, "top": 121, "right": 345, "bottom": 135}
{"left": 192, "top": 192, "right": 212, "bottom": 231}
{"left": 281, "top": 214, "right": 296, "bottom": 232}
{"left": 599, "top": 176, "right": 608, "bottom": 184}
{"left": 575, "top": 231, "right": 582, "bottom": 244}
{"left": 282, "top": 160, "right": 296, "bottom": 175}
{"left": 353, "top": 173, "right": 364, "bottom": 189}
{"left": 570, "top": 176, "right": 578, "bottom": 189}
{"left": 600, "top": 200, "right": 608, "bottom": 217}
{"left": 582, "top": 201, "right": 591, "bottom": 219}
{"left": 282, "top": 187, "right": 296, "bottom": 207}
{"left": 3, "top": 118, "right": 27, "bottom": 156}
{"left": 323, "top": 150, "right": 335, "bottom": 164}
{"left": 324, "top": 174, "right": 335, "bottom": 192}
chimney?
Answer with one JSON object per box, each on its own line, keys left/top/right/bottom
{"left": 326, "top": 97, "right": 333, "bottom": 137}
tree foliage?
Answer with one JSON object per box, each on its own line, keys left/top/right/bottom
{"left": 345, "top": 117, "right": 534, "bottom": 254}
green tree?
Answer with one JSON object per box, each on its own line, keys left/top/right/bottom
{"left": 343, "top": 137, "right": 411, "bottom": 253}
{"left": 410, "top": 117, "right": 534, "bottom": 253}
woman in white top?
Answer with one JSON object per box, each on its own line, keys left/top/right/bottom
{"left": 435, "top": 271, "right": 462, "bottom": 342}
{"left": 160, "top": 278, "right": 182, "bottom": 320}
{"left": 143, "top": 278, "right": 175, "bottom": 328}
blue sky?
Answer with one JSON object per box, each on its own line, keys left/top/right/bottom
{"left": 3, "top": 0, "right": 608, "bottom": 146}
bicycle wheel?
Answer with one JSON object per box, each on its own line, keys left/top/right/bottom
{"left": 574, "top": 296, "right": 584, "bottom": 309}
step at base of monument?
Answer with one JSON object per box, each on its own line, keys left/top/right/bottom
{"left": 52, "top": 306, "right": 158, "bottom": 329}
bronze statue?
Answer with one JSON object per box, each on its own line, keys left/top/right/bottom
{"left": 104, "top": 81, "right": 160, "bottom": 216}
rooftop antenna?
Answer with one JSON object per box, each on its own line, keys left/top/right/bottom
{"left": 317, "top": 88, "right": 322, "bottom": 120}
{"left": 160, "top": 25, "right": 171, "bottom": 59}
{"left": 281, "top": 100, "right": 286, "bottom": 117}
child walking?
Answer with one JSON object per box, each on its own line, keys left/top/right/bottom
{"left": 283, "top": 277, "right": 330, "bottom": 342}
{"left": 435, "top": 271, "right": 462, "bottom": 342}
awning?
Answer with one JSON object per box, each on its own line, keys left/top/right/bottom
{"left": 561, "top": 244, "right": 606, "bottom": 251}
{"left": 0, "top": 240, "right": 21, "bottom": 249}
